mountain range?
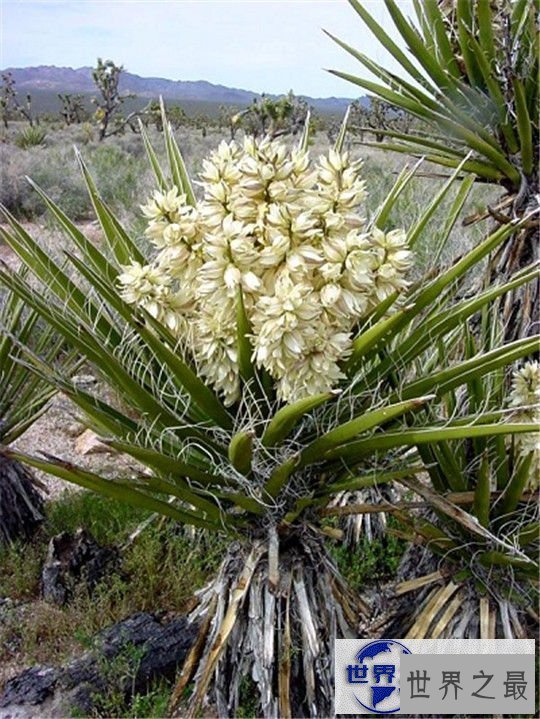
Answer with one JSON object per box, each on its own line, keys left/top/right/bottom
{"left": 1, "top": 65, "right": 362, "bottom": 115}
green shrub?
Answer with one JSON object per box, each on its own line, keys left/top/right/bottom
{"left": 14, "top": 126, "right": 47, "bottom": 149}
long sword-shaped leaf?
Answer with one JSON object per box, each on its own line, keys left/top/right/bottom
{"left": 513, "top": 78, "right": 534, "bottom": 177}
{"left": 422, "top": 0, "right": 461, "bottom": 79}
{"left": 138, "top": 119, "right": 167, "bottom": 190}
{"left": 0, "top": 213, "right": 119, "bottom": 345}
{"left": 334, "top": 105, "right": 351, "bottom": 153}
{"left": 327, "top": 69, "right": 520, "bottom": 183}
{"left": 411, "top": 215, "right": 533, "bottom": 313}
{"left": 496, "top": 453, "right": 534, "bottom": 517}
{"left": 228, "top": 430, "right": 253, "bottom": 476}
{"left": 357, "top": 141, "right": 503, "bottom": 181}
{"left": 300, "top": 396, "right": 434, "bottom": 466}
{"left": 236, "top": 287, "right": 255, "bottom": 384}
{"left": 25, "top": 178, "right": 117, "bottom": 280}
{"left": 324, "top": 423, "right": 538, "bottom": 461}
{"left": 384, "top": 266, "right": 539, "bottom": 372}
{"left": 0, "top": 447, "right": 219, "bottom": 531}
{"left": 76, "top": 149, "right": 145, "bottom": 265}
{"left": 263, "top": 454, "right": 299, "bottom": 499}
{"left": 160, "top": 97, "right": 196, "bottom": 205}
{"left": 346, "top": 0, "right": 435, "bottom": 89}
{"left": 455, "top": 0, "right": 484, "bottom": 88}
{"left": 373, "top": 158, "right": 424, "bottom": 229}
{"left": 103, "top": 439, "right": 227, "bottom": 486}
{"left": 298, "top": 110, "right": 311, "bottom": 152}
{"left": 132, "top": 473, "right": 226, "bottom": 524}
{"left": 431, "top": 174, "right": 476, "bottom": 264}
{"left": 407, "top": 157, "right": 472, "bottom": 248}
{"left": 473, "top": 452, "right": 491, "bottom": 527}
{"left": 384, "top": 0, "right": 454, "bottom": 91}
{"left": 65, "top": 251, "right": 233, "bottom": 430}
{"left": 261, "top": 390, "right": 339, "bottom": 448}
{"left": 399, "top": 336, "right": 539, "bottom": 400}
{"left": 0, "top": 267, "right": 202, "bottom": 437}
{"left": 317, "top": 465, "right": 424, "bottom": 496}
{"left": 345, "top": 306, "right": 413, "bottom": 373}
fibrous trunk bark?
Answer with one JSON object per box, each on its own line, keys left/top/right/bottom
{"left": 331, "top": 484, "right": 400, "bottom": 546}
{"left": 169, "top": 527, "right": 370, "bottom": 719}
{"left": 372, "top": 546, "right": 537, "bottom": 640}
{"left": 0, "top": 455, "right": 44, "bottom": 543}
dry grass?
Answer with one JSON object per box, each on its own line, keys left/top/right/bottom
{"left": 0, "top": 492, "right": 226, "bottom": 691}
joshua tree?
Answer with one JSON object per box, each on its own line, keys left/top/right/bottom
{"left": 0, "top": 73, "right": 35, "bottom": 128}
{"left": 59, "top": 93, "right": 86, "bottom": 125}
{"left": 242, "top": 91, "right": 309, "bottom": 139}
{"left": 219, "top": 104, "right": 244, "bottom": 140}
{"left": 328, "top": 0, "right": 539, "bottom": 339}
{"left": 0, "top": 272, "right": 77, "bottom": 542}
{"left": 346, "top": 98, "right": 415, "bottom": 145}
{"left": 0, "top": 111, "right": 537, "bottom": 715}
{"left": 91, "top": 58, "right": 136, "bottom": 141}
{"left": 145, "top": 100, "right": 188, "bottom": 132}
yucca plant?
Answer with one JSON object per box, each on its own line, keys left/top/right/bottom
{"left": 328, "top": 0, "right": 539, "bottom": 339}
{"left": 0, "top": 276, "right": 77, "bottom": 542}
{"left": 14, "top": 125, "right": 47, "bottom": 149}
{"left": 338, "top": 318, "right": 540, "bottom": 641}
{"left": 0, "top": 108, "right": 537, "bottom": 716}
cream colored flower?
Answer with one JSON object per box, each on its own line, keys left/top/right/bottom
{"left": 125, "top": 136, "right": 412, "bottom": 405}
{"left": 509, "top": 361, "right": 540, "bottom": 489}
{"left": 141, "top": 187, "right": 187, "bottom": 222}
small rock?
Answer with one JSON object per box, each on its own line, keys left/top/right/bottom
{"left": 75, "top": 429, "right": 111, "bottom": 456}
{"left": 65, "top": 422, "right": 84, "bottom": 438}
{"left": 71, "top": 374, "right": 97, "bottom": 388}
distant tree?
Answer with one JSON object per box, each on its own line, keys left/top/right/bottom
{"left": 0, "top": 78, "right": 11, "bottom": 129}
{"left": 167, "top": 105, "right": 188, "bottom": 131}
{"left": 1, "top": 73, "right": 35, "bottom": 128}
{"left": 346, "top": 98, "right": 416, "bottom": 144}
{"left": 219, "top": 104, "right": 243, "bottom": 140}
{"left": 365, "top": 98, "right": 391, "bottom": 143}
{"left": 91, "top": 58, "right": 140, "bottom": 141}
{"left": 239, "top": 91, "right": 309, "bottom": 139}
{"left": 145, "top": 100, "right": 188, "bottom": 132}
{"left": 58, "top": 93, "right": 86, "bottom": 125}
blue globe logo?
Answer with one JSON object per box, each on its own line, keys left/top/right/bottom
{"left": 347, "top": 639, "right": 411, "bottom": 714}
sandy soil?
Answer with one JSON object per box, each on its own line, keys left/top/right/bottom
{"left": 13, "top": 385, "right": 141, "bottom": 500}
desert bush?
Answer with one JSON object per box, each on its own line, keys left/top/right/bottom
{"left": 70, "top": 122, "right": 95, "bottom": 145}
{"left": 0, "top": 133, "right": 153, "bottom": 221}
{"left": 87, "top": 144, "right": 141, "bottom": 211}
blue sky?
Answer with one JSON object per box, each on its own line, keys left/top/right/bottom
{"left": 1, "top": 0, "right": 414, "bottom": 97}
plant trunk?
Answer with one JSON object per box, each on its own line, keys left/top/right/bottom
{"left": 169, "top": 527, "right": 369, "bottom": 719}
{"left": 0, "top": 455, "right": 44, "bottom": 543}
{"left": 331, "top": 484, "right": 400, "bottom": 546}
{"left": 374, "top": 546, "right": 537, "bottom": 640}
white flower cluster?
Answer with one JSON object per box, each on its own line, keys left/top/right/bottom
{"left": 509, "top": 361, "right": 540, "bottom": 489}
{"left": 118, "top": 137, "right": 412, "bottom": 405}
